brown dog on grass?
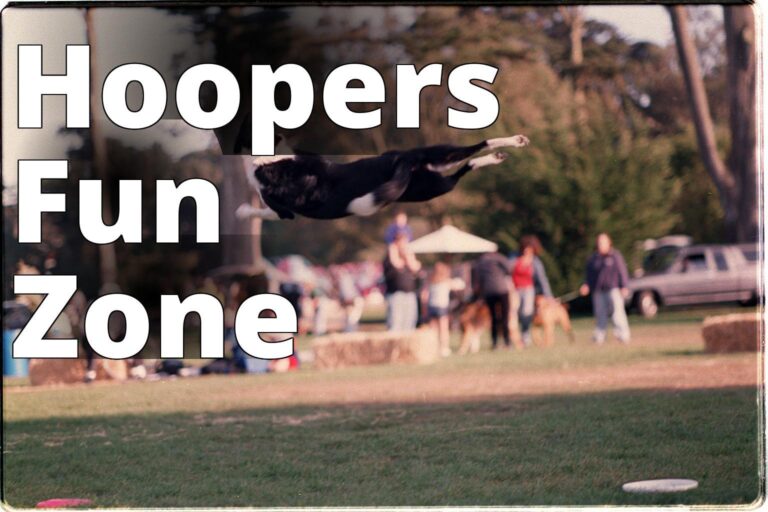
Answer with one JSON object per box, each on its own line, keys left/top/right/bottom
{"left": 458, "top": 291, "right": 522, "bottom": 354}
{"left": 458, "top": 301, "right": 489, "bottom": 354}
{"left": 532, "top": 295, "right": 575, "bottom": 347}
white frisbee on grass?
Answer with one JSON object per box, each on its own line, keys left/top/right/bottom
{"left": 622, "top": 478, "right": 699, "bottom": 493}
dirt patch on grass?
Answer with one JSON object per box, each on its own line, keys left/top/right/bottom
{"left": 227, "top": 354, "right": 759, "bottom": 408}
{"left": 4, "top": 319, "right": 759, "bottom": 419}
{"left": 6, "top": 354, "right": 758, "bottom": 412}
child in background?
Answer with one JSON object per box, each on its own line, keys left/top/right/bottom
{"left": 427, "top": 262, "right": 465, "bottom": 357}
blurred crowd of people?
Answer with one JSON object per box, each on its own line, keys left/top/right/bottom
{"left": 378, "top": 212, "right": 632, "bottom": 354}
{"left": 4, "top": 210, "right": 633, "bottom": 383}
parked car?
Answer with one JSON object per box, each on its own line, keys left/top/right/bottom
{"left": 629, "top": 243, "right": 760, "bottom": 318}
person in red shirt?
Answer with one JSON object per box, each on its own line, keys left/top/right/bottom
{"left": 510, "top": 235, "right": 553, "bottom": 346}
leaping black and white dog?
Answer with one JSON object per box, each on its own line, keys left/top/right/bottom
{"left": 235, "top": 135, "right": 529, "bottom": 221}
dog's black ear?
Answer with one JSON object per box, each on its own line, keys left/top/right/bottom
{"left": 275, "top": 133, "right": 283, "bottom": 147}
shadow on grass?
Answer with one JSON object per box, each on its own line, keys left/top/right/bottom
{"left": 659, "top": 349, "right": 708, "bottom": 357}
{"left": 3, "top": 386, "right": 760, "bottom": 508}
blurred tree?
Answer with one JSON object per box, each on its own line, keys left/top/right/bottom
{"left": 669, "top": 5, "right": 757, "bottom": 242}
{"left": 463, "top": 90, "right": 679, "bottom": 294}
{"left": 668, "top": 130, "right": 726, "bottom": 243}
{"left": 155, "top": 5, "right": 732, "bottom": 277}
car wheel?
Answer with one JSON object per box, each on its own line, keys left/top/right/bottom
{"left": 739, "top": 292, "right": 759, "bottom": 307}
{"left": 636, "top": 291, "right": 659, "bottom": 318}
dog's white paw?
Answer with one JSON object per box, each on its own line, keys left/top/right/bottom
{"left": 235, "top": 203, "right": 254, "bottom": 220}
{"left": 470, "top": 151, "right": 508, "bottom": 169}
{"left": 510, "top": 134, "right": 529, "bottom": 148}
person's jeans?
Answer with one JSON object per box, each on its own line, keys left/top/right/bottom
{"left": 314, "top": 297, "right": 330, "bottom": 335}
{"left": 344, "top": 297, "right": 365, "bottom": 332}
{"left": 592, "top": 288, "right": 631, "bottom": 343}
{"left": 387, "top": 292, "right": 418, "bottom": 331}
{"left": 517, "top": 287, "right": 536, "bottom": 345}
{"left": 484, "top": 293, "right": 511, "bottom": 348}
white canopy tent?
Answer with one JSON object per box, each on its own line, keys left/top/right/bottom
{"left": 408, "top": 225, "right": 498, "bottom": 254}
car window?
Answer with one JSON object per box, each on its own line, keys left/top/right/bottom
{"left": 643, "top": 246, "right": 680, "bottom": 273}
{"left": 682, "top": 253, "right": 708, "bottom": 272}
{"left": 713, "top": 250, "right": 728, "bottom": 271}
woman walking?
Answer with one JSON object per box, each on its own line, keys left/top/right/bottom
{"left": 510, "top": 235, "right": 553, "bottom": 346}
{"left": 580, "top": 232, "right": 631, "bottom": 344}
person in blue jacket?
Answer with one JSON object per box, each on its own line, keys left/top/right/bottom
{"left": 510, "top": 235, "right": 553, "bottom": 346}
{"left": 580, "top": 232, "right": 631, "bottom": 344}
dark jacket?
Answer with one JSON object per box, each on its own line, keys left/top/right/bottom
{"left": 383, "top": 257, "right": 417, "bottom": 294}
{"left": 585, "top": 249, "right": 630, "bottom": 292}
{"left": 472, "top": 252, "right": 511, "bottom": 297}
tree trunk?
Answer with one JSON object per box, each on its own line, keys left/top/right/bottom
{"left": 85, "top": 9, "right": 120, "bottom": 287}
{"left": 564, "top": 7, "right": 584, "bottom": 66}
{"left": 669, "top": 5, "right": 757, "bottom": 242}
{"left": 219, "top": 156, "right": 255, "bottom": 266}
{"left": 210, "top": 13, "right": 265, "bottom": 265}
{"left": 559, "top": 6, "right": 586, "bottom": 114}
{"left": 724, "top": 6, "right": 758, "bottom": 242}
{"left": 669, "top": 6, "right": 735, "bottom": 205}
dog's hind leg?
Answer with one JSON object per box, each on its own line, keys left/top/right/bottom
{"left": 417, "top": 142, "right": 489, "bottom": 173}
{"left": 406, "top": 135, "right": 528, "bottom": 175}
{"left": 396, "top": 151, "right": 508, "bottom": 203}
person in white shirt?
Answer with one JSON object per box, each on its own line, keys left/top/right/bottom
{"left": 427, "top": 262, "right": 465, "bottom": 357}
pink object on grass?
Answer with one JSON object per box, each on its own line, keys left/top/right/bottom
{"left": 36, "top": 498, "right": 93, "bottom": 508}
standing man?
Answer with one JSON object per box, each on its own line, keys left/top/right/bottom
{"left": 580, "top": 233, "right": 631, "bottom": 344}
{"left": 384, "top": 232, "right": 422, "bottom": 331}
{"left": 472, "top": 250, "right": 513, "bottom": 350}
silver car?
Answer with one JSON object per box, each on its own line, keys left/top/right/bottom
{"left": 629, "top": 244, "right": 760, "bottom": 318}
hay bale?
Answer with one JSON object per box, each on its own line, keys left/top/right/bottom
{"left": 29, "top": 358, "right": 128, "bottom": 386}
{"left": 701, "top": 313, "right": 761, "bottom": 353}
{"left": 312, "top": 327, "right": 439, "bottom": 370}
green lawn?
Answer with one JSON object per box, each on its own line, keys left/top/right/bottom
{"left": 3, "top": 388, "right": 759, "bottom": 507}
{"left": 2, "top": 306, "right": 762, "bottom": 507}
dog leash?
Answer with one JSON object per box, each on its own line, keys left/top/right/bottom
{"left": 555, "top": 290, "right": 581, "bottom": 303}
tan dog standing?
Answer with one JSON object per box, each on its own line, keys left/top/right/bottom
{"left": 532, "top": 295, "right": 575, "bottom": 346}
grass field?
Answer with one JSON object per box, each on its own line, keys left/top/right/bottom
{"left": 2, "top": 306, "right": 762, "bottom": 507}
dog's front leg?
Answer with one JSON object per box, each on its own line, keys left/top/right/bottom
{"left": 235, "top": 203, "right": 280, "bottom": 220}
{"left": 486, "top": 134, "right": 530, "bottom": 150}
{"left": 467, "top": 151, "right": 508, "bottom": 169}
